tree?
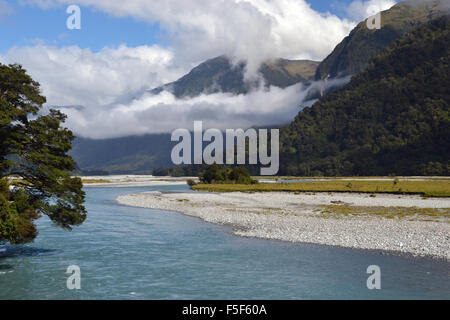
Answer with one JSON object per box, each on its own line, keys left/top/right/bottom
{"left": 199, "top": 164, "right": 255, "bottom": 184}
{"left": 0, "top": 63, "right": 86, "bottom": 244}
{"left": 229, "top": 167, "right": 252, "bottom": 184}
{"left": 199, "top": 164, "right": 227, "bottom": 184}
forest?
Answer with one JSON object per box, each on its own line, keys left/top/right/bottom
{"left": 278, "top": 16, "right": 450, "bottom": 176}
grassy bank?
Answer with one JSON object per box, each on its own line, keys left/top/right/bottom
{"left": 192, "top": 179, "right": 450, "bottom": 197}
{"left": 253, "top": 176, "right": 450, "bottom": 181}
{"left": 317, "top": 205, "right": 449, "bottom": 221}
{"left": 81, "top": 179, "right": 112, "bottom": 184}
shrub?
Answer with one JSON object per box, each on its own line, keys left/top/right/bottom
{"left": 187, "top": 179, "right": 197, "bottom": 187}
{"left": 199, "top": 164, "right": 254, "bottom": 185}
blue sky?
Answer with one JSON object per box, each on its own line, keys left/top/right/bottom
{"left": 0, "top": 2, "right": 166, "bottom": 52}
{"left": 0, "top": 0, "right": 357, "bottom": 53}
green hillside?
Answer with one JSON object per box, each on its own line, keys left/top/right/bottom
{"left": 70, "top": 134, "right": 174, "bottom": 175}
{"left": 280, "top": 15, "right": 450, "bottom": 176}
{"left": 315, "top": 0, "right": 449, "bottom": 80}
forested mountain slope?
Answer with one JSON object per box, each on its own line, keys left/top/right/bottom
{"left": 280, "top": 16, "right": 450, "bottom": 176}
{"left": 315, "top": 0, "right": 449, "bottom": 80}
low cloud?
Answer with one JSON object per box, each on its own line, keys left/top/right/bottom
{"left": 57, "top": 77, "right": 350, "bottom": 139}
{"left": 346, "top": 0, "right": 396, "bottom": 21}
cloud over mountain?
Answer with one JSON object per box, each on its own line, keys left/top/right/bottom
{"left": 2, "top": 0, "right": 384, "bottom": 138}
{"left": 53, "top": 77, "right": 350, "bottom": 139}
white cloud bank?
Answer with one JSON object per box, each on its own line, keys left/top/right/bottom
{"left": 24, "top": 0, "right": 356, "bottom": 75}
{"left": 1, "top": 44, "right": 185, "bottom": 107}
{"left": 2, "top": 0, "right": 390, "bottom": 139}
{"left": 55, "top": 77, "right": 350, "bottom": 139}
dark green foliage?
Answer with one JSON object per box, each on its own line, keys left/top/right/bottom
{"left": 0, "top": 63, "right": 86, "bottom": 244}
{"left": 152, "top": 165, "right": 203, "bottom": 177}
{"left": 315, "top": 0, "right": 450, "bottom": 80}
{"left": 153, "top": 165, "right": 210, "bottom": 177}
{"left": 228, "top": 167, "right": 255, "bottom": 184}
{"left": 199, "top": 164, "right": 255, "bottom": 184}
{"left": 153, "top": 163, "right": 262, "bottom": 178}
{"left": 199, "top": 164, "right": 229, "bottom": 184}
{"left": 0, "top": 178, "right": 39, "bottom": 244}
{"left": 280, "top": 16, "right": 450, "bottom": 176}
{"left": 186, "top": 179, "right": 197, "bottom": 187}
{"left": 152, "top": 167, "right": 171, "bottom": 176}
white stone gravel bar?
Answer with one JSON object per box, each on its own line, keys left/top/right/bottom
{"left": 81, "top": 175, "right": 189, "bottom": 188}
{"left": 117, "top": 191, "right": 450, "bottom": 260}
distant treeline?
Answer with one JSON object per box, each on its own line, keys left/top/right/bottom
{"left": 152, "top": 164, "right": 262, "bottom": 177}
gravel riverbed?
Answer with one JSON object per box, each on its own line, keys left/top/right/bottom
{"left": 117, "top": 191, "right": 450, "bottom": 260}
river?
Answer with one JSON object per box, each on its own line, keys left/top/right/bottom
{"left": 0, "top": 184, "right": 449, "bottom": 299}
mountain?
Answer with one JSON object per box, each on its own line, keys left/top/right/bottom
{"left": 70, "top": 57, "right": 318, "bottom": 175}
{"left": 70, "top": 134, "right": 174, "bottom": 175}
{"left": 315, "top": 0, "right": 450, "bottom": 80}
{"left": 280, "top": 15, "right": 450, "bottom": 176}
{"left": 151, "top": 56, "right": 319, "bottom": 98}
{"left": 70, "top": 57, "right": 319, "bottom": 175}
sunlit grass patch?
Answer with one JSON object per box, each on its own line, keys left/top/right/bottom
{"left": 315, "top": 205, "right": 449, "bottom": 222}
{"left": 192, "top": 179, "right": 450, "bottom": 197}
{"left": 81, "top": 179, "right": 112, "bottom": 184}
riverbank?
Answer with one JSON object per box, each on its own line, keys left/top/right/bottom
{"left": 192, "top": 179, "right": 450, "bottom": 197}
{"left": 80, "top": 175, "right": 192, "bottom": 187}
{"left": 117, "top": 191, "right": 450, "bottom": 260}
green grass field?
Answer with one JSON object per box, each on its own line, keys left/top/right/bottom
{"left": 81, "top": 179, "right": 112, "bottom": 184}
{"left": 192, "top": 179, "right": 450, "bottom": 197}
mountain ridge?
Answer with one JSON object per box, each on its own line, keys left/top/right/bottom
{"left": 315, "top": 0, "right": 450, "bottom": 80}
{"left": 151, "top": 55, "right": 319, "bottom": 98}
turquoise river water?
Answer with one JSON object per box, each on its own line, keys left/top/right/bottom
{"left": 0, "top": 184, "right": 449, "bottom": 299}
